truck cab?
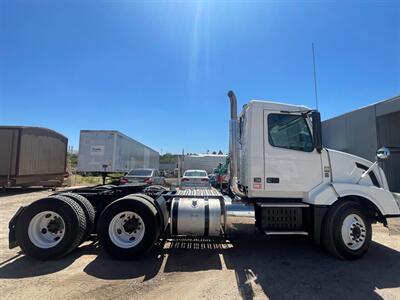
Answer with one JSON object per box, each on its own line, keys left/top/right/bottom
{"left": 229, "top": 91, "right": 400, "bottom": 259}
{"left": 238, "top": 100, "right": 323, "bottom": 198}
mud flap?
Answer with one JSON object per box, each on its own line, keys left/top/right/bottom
{"left": 8, "top": 206, "right": 25, "bottom": 249}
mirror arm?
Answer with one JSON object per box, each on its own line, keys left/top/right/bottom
{"left": 356, "top": 161, "right": 378, "bottom": 184}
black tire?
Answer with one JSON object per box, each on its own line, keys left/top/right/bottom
{"left": 60, "top": 192, "right": 95, "bottom": 243}
{"left": 97, "top": 197, "right": 159, "bottom": 260}
{"left": 322, "top": 201, "right": 372, "bottom": 260}
{"left": 16, "top": 195, "right": 86, "bottom": 260}
{"left": 132, "top": 193, "right": 163, "bottom": 237}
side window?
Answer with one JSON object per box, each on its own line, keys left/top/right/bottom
{"left": 268, "top": 114, "right": 314, "bottom": 152}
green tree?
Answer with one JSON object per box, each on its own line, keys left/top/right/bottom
{"left": 160, "top": 153, "right": 177, "bottom": 163}
{"left": 67, "top": 153, "right": 78, "bottom": 168}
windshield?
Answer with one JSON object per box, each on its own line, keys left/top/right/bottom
{"left": 184, "top": 171, "right": 207, "bottom": 177}
{"left": 127, "top": 170, "right": 152, "bottom": 176}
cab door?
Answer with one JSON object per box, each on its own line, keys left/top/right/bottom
{"left": 263, "top": 111, "right": 323, "bottom": 198}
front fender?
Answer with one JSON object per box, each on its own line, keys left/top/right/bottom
{"left": 307, "top": 183, "right": 400, "bottom": 216}
{"left": 333, "top": 183, "right": 400, "bottom": 216}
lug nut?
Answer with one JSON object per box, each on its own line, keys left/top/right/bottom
{"left": 41, "top": 228, "right": 47, "bottom": 234}
{"left": 117, "top": 229, "right": 122, "bottom": 234}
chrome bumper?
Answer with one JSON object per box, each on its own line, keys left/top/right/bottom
{"left": 387, "top": 216, "right": 400, "bottom": 235}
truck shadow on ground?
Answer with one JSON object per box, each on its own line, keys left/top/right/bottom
{"left": 1, "top": 236, "right": 399, "bottom": 299}
{"left": 0, "top": 242, "right": 98, "bottom": 278}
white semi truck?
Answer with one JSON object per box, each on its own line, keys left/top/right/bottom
{"left": 8, "top": 91, "right": 400, "bottom": 260}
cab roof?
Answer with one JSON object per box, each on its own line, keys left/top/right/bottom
{"left": 246, "top": 100, "right": 311, "bottom": 113}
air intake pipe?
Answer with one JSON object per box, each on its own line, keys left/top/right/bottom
{"left": 227, "top": 91, "right": 246, "bottom": 198}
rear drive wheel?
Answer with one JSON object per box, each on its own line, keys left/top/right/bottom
{"left": 16, "top": 196, "right": 86, "bottom": 260}
{"left": 97, "top": 197, "right": 159, "bottom": 259}
{"left": 322, "top": 201, "right": 371, "bottom": 260}
{"left": 60, "top": 193, "right": 95, "bottom": 243}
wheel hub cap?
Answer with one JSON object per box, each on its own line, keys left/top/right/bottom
{"left": 341, "top": 213, "right": 366, "bottom": 250}
{"left": 108, "top": 211, "right": 145, "bottom": 248}
{"left": 28, "top": 211, "right": 65, "bottom": 248}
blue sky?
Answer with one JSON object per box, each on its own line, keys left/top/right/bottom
{"left": 1, "top": 1, "right": 399, "bottom": 154}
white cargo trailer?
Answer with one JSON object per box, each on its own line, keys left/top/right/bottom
{"left": 183, "top": 154, "right": 227, "bottom": 174}
{"left": 77, "top": 130, "right": 159, "bottom": 174}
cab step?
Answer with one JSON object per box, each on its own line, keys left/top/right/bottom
{"left": 257, "top": 202, "right": 310, "bottom": 208}
{"left": 264, "top": 230, "right": 309, "bottom": 235}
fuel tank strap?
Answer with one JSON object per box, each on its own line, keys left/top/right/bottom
{"left": 204, "top": 198, "right": 209, "bottom": 236}
{"left": 171, "top": 199, "right": 179, "bottom": 235}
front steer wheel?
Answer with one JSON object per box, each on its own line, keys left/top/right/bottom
{"left": 15, "top": 195, "right": 86, "bottom": 260}
{"left": 322, "top": 201, "right": 372, "bottom": 260}
{"left": 97, "top": 196, "right": 160, "bottom": 260}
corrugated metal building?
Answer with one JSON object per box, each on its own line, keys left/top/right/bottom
{"left": 322, "top": 96, "right": 400, "bottom": 192}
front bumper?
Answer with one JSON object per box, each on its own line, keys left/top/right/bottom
{"left": 387, "top": 216, "right": 400, "bottom": 235}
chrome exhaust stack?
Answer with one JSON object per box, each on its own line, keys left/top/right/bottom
{"left": 227, "top": 91, "right": 246, "bottom": 198}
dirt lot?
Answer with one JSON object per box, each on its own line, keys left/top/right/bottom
{"left": 1, "top": 188, "right": 400, "bottom": 300}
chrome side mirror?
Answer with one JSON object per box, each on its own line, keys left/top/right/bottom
{"left": 377, "top": 147, "right": 391, "bottom": 160}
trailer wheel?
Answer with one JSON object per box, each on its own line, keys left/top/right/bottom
{"left": 60, "top": 193, "right": 95, "bottom": 243}
{"left": 97, "top": 197, "right": 159, "bottom": 259}
{"left": 16, "top": 196, "right": 86, "bottom": 260}
{"left": 322, "top": 201, "right": 372, "bottom": 260}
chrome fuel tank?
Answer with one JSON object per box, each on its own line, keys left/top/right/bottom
{"left": 170, "top": 197, "right": 222, "bottom": 236}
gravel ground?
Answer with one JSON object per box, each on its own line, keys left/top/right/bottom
{"left": 1, "top": 188, "right": 400, "bottom": 300}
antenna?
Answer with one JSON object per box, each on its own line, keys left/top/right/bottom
{"left": 312, "top": 42, "right": 319, "bottom": 110}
